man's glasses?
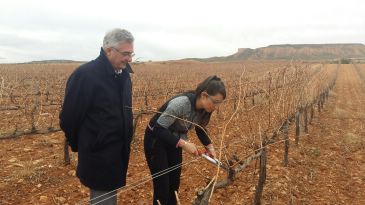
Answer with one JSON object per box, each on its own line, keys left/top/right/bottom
{"left": 112, "top": 47, "right": 135, "bottom": 57}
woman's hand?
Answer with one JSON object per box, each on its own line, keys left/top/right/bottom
{"left": 205, "top": 144, "right": 216, "bottom": 158}
{"left": 179, "top": 140, "right": 199, "bottom": 155}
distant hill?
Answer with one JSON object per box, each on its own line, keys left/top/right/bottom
{"left": 188, "top": 43, "right": 365, "bottom": 62}
{"left": 27, "top": 60, "right": 85, "bottom": 64}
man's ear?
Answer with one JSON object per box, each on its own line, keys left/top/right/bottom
{"left": 104, "top": 47, "right": 113, "bottom": 56}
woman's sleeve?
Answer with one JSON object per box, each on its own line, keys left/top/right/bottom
{"left": 154, "top": 97, "right": 185, "bottom": 146}
{"left": 195, "top": 126, "right": 212, "bottom": 146}
{"left": 156, "top": 97, "right": 184, "bottom": 128}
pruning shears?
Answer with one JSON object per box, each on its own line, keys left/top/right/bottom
{"left": 199, "top": 149, "right": 229, "bottom": 172}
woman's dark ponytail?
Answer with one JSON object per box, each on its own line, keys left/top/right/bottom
{"left": 195, "top": 75, "right": 226, "bottom": 99}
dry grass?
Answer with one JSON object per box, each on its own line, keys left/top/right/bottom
{"left": 12, "top": 160, "right": 45, "bottom": 183}
{"left": 253, "top": 93, "right": 267, "bottom": 105}
{"left": 343, "top": 132, "right": 363, "bottom": 152}
{"left": 308, "top": 147, "right": 321, "bottom": 157}
{"left": 333, "top": 107, "right": 346, "bottom": 118}
{"left": 329, "top": 91, "right": 337, "bottom": 97}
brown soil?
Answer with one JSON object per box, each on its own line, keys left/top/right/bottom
{"left": 1, "top": 64, "right": 364, "bottom": 205}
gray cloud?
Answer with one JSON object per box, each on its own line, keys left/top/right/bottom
{"left": 1, "top": 0, "right": 364, "bottom": 63}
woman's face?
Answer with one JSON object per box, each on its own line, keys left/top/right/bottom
{"left": 201, "top": 92, "right": 224, "bottom": 113}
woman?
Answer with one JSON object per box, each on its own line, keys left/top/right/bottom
{"left": 144, "top": 75, "right": 226, "bottom": 205}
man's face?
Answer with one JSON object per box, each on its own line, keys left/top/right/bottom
{"left": 105, "top": 41, "right": 134, "bottom": 70}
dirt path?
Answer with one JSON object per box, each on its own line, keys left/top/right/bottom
{"left": 272, "top": 64, "right": 365, "bottom": 204}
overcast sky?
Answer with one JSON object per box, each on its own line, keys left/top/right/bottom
{"left": 0, "top": 0, "right": 364, "bottom": 63}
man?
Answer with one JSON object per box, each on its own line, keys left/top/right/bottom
{"left": 60, "top": 28, "right": 134, "bottom": 205}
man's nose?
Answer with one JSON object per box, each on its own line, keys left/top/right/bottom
{"left": 127, "top": 56, "right": 132, "bottom": 62}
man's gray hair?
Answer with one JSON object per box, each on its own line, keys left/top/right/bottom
{"left": 103, "top": 28, "right": 134, "bottom": 49}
